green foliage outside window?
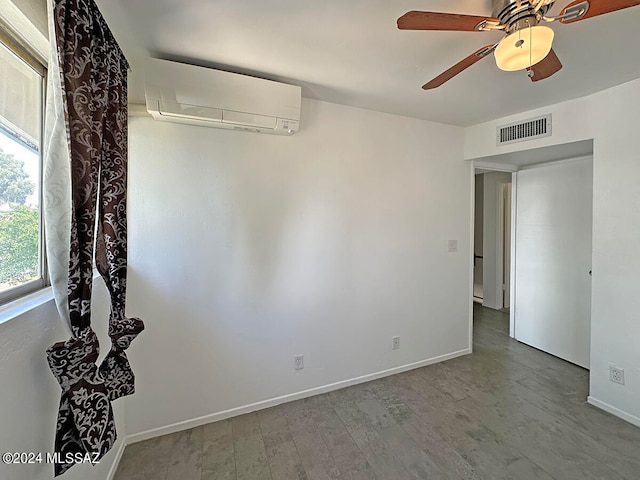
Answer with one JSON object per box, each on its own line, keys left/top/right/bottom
{"left": 0, "top": 149, "right": 34, "bottom": 204}
{"left": 0, "top": 149, "right": 38, "bottom": 286}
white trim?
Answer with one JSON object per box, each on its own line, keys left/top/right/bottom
{"left": 468, "top": 165, "right": 475, "bottom": 353}
{"left": 0, "top": 287, "right": 54, "bottom": 324}
{"left": 471, "top": 161, "right": 519, "bottom": 172}
{"left": 517, "top": 154, "right": 593, "bottom": 171}
{"left": 495, "top": 179, "right": 509, "bottom": 310}
{"left": 587, "top": 396, "right": 640, "bottom": 428}
{"left": 0, "top": 0, "right": 48, "bottom": 63}
{"left": 125, "top": 348, "right": 471, "bottom": 445}
{"left": 129, "top": 103, "right": 151, "bottom": 117}
{"left": 509, "top": 172, "right": 517, "bottom": 338}
{"left": 0, "top": 270, "right": 100, "bottom": 325}
{"left": 105, "top": 439, "right": 127, "bottom": 480}
{"left": 468, "top": 166, "right": 476, "bottom": 353}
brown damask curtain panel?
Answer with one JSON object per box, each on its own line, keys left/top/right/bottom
{"left": 44, "top": 0, "right": 144, "bottom": 476}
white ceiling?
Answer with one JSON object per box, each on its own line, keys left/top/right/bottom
{"left": 97, "top": 0, "right": 640, "bottom": 127}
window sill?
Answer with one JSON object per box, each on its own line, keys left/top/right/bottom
{"left": 0, "top": 287, "right": 55, "bottom": 325}
{"left": 0, "top": 271, "right": 102, "bottom": 325}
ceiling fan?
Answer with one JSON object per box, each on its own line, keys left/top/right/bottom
{"left": 398, "top": 0, "right": 640, "bottom": 89}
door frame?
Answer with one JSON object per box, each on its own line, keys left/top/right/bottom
{"left": 471, "top": 159, "right": 591, "bottom": 340}
{"left": 496, "top": 179, "right": 512, "bottom": 311}
{"left": 507, "top": 175, "right": 517, "bottom": 337}
{"left": 469, "top": 163, "right": 518, "bottom": 347}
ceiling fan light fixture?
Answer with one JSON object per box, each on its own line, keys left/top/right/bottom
{"left": 495, "top": 25, "right": 554, "bottom": 71}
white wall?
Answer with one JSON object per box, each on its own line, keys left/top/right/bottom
{"left": 588, "top": 80, "right": 640, "bottom": 425}
{"left": 464, "top": 94, "right": 595, "bottom": 161}
{"left": 124, "top": 98, "right": 472, "bottom": 437}
{"left": 0, "top": 280, "right": 125, "bottom": 480}
{"left": 465, "top": 78, "right": 640, "bottom": 427}
{"left": 8, "top": 0, "right": 47, "bottom": 36}
{"left": 482, "top": 172, "right": 511, "bottom": 310}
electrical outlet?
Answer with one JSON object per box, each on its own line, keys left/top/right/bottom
{"left": 448, "top": 240, "right": 458, "bottom": 252}
{"left": 294, "top": 354, "right": 304, "bottom": 371}
{"left": 392, "top": 336, "right": 400, "bottom": 350}
{"left": 609, "top": 365, "right": 625, "bottom": 385}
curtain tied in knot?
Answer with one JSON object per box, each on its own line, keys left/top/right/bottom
{"left": 100, "top": 316, "right": 145, "bottom": 400}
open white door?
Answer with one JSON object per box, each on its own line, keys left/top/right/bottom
{"left": 514, "top": 158, "right": 592, "bottom": 368}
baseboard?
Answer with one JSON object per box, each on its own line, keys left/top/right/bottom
{"left": 105, "top": 439, "right": 127, "bottom": 480}
{"left": 587, "top": 396, "right": 640, "bottom": 428}
{"left": 125, "top": 348, "right": 471, "bottom": 445}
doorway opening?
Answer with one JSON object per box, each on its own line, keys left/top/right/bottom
{"left": 469, "top": 138, "right": 595, "bottom": 371}
{"left": 473, "top": 170, "right": 512, "bottom": 312}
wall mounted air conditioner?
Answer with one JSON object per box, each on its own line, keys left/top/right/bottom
{"left": 144, "top": 59, "right": 301, "bottom": 135}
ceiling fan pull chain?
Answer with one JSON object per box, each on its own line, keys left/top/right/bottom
{"left": 529, "top": 20, "right": 533, "bottom": 68}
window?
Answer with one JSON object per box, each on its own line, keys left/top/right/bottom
{"left": 0, "top": 29, "right": 47, "bottom": 305}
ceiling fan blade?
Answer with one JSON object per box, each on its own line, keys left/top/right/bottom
{"left": 398, "top": 11, "right": 500, "bottom": 31}
{"left": 423, "top": 44, "right": 496, "bottom": 90}
{"left": 559, "top": 0, "right": 640, "bottom": 24}
{"left": 527, "top": 49, "right": 563, "bottom": 82}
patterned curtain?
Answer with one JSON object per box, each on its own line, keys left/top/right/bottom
{"left": 43, "top": 0, "right": 144, "bottom": 476}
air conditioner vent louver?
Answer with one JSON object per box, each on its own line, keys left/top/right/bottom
{"left": 497, "top": 114, "right": 551, "bottom": 146}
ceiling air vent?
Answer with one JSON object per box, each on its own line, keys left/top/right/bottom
{"left": 497, "top": 114, "right": 551, "bottom": 146}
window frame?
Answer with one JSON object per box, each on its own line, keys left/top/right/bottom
{"left": 0, "top": 25, "right": 49, "bottom": 307}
